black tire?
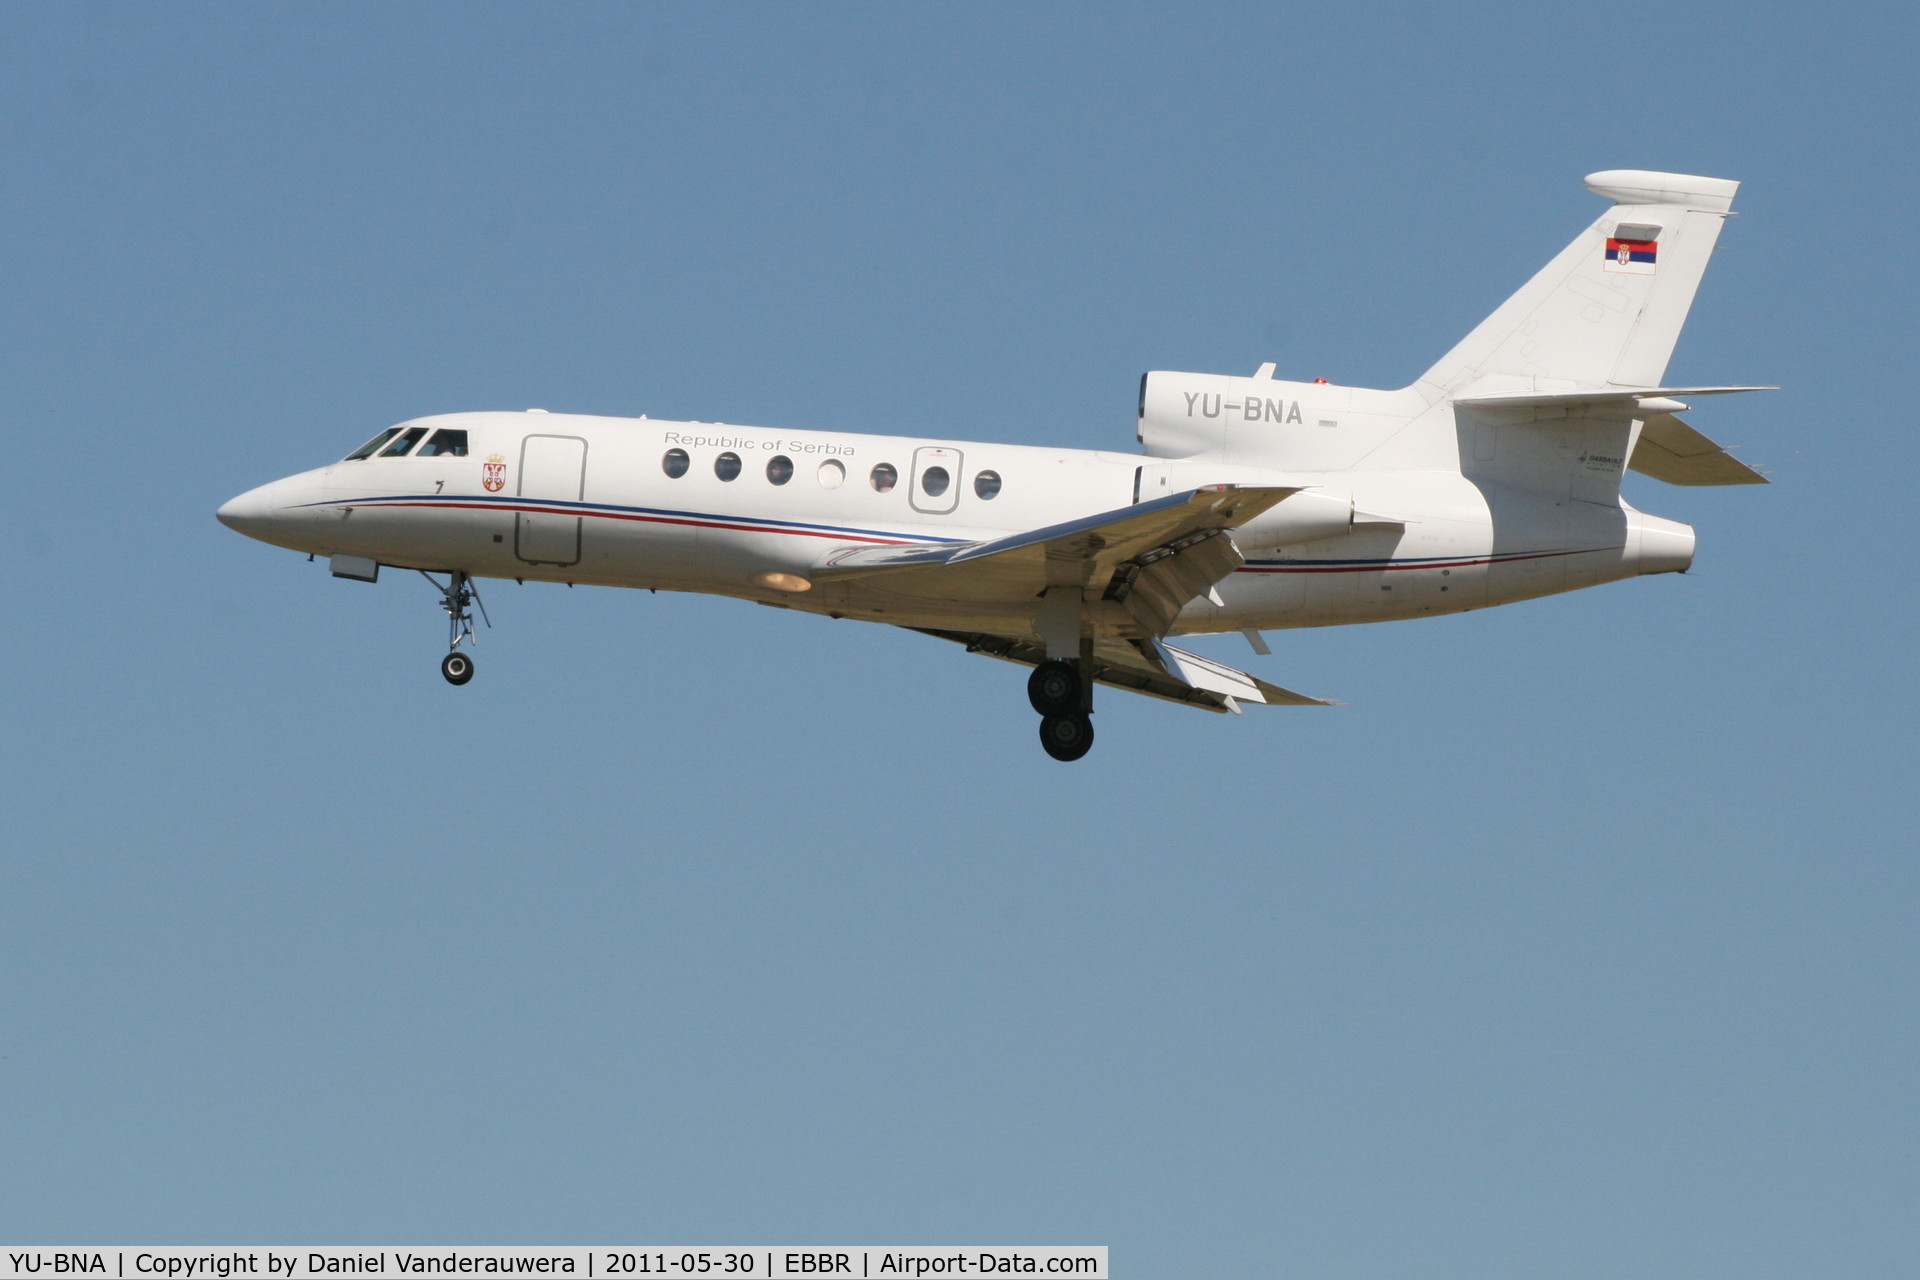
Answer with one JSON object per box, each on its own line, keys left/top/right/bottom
{"left": 1027, "top": 659, "right": 1083, "bottom": 715}
{"left": 1038, "top": 712, "right": 1094, "bottom": 762}
{"left": 441, "top": 651, "right": 475, "bottom": 686}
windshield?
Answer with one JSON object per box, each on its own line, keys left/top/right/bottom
{"left": 379, "top": 426, "right": 430, "bottom": 456}
{"left": 416, "top": 428, "right": 468, "bottom": 457}
{"left": 344, "top": 427, "right": 403, "bottom": 460}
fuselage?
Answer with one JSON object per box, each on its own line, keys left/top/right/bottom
{"left": 217, "top": 408, "right": 1693, "bottom": 642}
{"left": 212, "top": 169, "right": 1757, "bottom": 764}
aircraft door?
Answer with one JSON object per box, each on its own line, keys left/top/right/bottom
{"left": 910, "top": 446, "right": 962, "bottom": 515}
{"left": 516, "top": 434, "right": 586, "bottom": 566}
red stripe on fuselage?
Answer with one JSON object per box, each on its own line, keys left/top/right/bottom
{"left": 334, "top": 500, "right": 1618, "bottom": 572}
{"left": 1237, "top": 548, "right": 1609, "bottom": 574}
{"left": 339, "top": 499, "right": 927, "bottom": 546}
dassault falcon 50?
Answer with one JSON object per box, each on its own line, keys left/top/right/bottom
{"left": 218, "top": 170, "right": 1770, "bottom": 761}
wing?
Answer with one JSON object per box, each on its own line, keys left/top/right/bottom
{"left": 1629, "top": 412, "right": 1769, "bottom": 486}
{"left": 817, "top": 485, "right": 1299, "bottom": 634}
{"left": 912, "top": 627, "right": 1335, "bottom": 715}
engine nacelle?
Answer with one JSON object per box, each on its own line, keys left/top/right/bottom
{"left": 1137, "top": 369, "right": 1427, "bottom": 472}
{"left": 1139, "top": 369, "right": 1322, "bottom": 458}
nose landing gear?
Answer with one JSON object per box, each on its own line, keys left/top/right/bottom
{"left": 421, "top": 570, "right": 489, "bottom": 685}
{"left": 1029, "top": 658, "right": 1094, "bottom": 761}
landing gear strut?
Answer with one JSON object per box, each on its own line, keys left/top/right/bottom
{"left": 1029, "top": 657, "right": 1094, "bottom": 761}
{"left": 421, "top": 569, "right": 488, "bottom": 685}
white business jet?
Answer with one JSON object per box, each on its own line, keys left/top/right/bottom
{"left": 219, "top": 170, "right": 1768, "bottom": 761}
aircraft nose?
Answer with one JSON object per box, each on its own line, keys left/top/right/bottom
{"left": 216, "top": 482, "right": 280, "bottom": 538}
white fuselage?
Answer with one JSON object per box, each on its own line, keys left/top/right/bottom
{"left": 218, "top": 408, "right": 1690, "bottom": 644}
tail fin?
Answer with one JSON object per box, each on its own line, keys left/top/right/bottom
{"left": 1416, "top": 170, "right": 1738, "bottom": 399}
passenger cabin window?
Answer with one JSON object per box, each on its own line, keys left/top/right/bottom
{"left": 416, "top": 428, "right": 469, "bottom": 457}
{"left": 817, "top": 459, "right": 845, "bottom": 489}
{"left": 920, "top": 466, "right": 950, "bottom": 497}
{"left": 380, "top": 426, "right": 430, "bottom": 457}
{"left": 766, "top": 455, "right": 794, "bottom": 485}
{"left": 663, "top": 448, "right": 690, "bottom": 478}
{"left": 715, "top": 452, "right": 742, "bottom": 481}
{"left": 344, "top": 427, "right": 402, "bottom": 460}
{"left": 870, "top": 463, "right": 898, "bottom": 493}
{"left": 974, "top": 470, "right": 1002, "bottom": 500}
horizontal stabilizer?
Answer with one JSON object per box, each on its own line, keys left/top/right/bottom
{"left": 1629, "top": 413, "right": 1768, "bottom": 486}
{"left": 1452, "top": 385, "right": 1776, "bottom": 410}
{"left": 912, "top": 628, "right": 1335, "bottom": 714}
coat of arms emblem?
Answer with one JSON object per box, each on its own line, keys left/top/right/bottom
{"left": 483, "top": 453, "right": 507, "bottom": 492}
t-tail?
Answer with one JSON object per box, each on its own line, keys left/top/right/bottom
{"left": 1135, "top": 169, "right": 1770, "bottom": 497}
{"left": 1418, "top": 169, "right": 1742, "bottom": 397}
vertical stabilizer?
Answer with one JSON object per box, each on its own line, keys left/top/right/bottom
{"left": 1416, "top": 170, "right": 1738, "bottom": 399}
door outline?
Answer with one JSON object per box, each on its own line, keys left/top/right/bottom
{"left": 515, "top": 434, "right": 587, "bottom": 566}
{"left": 909, "top": 446, "right": 963, "bottom": 515}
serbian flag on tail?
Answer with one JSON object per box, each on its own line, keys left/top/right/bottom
{"left": 1604, "top": 235, "right": 1658, "bottom": 275}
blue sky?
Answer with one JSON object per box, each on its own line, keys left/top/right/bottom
{"left": 2, "top": 3, "right": 1914, "bottom": 1274}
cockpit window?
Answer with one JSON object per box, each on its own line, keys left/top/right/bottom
{"left": 344, "top": 427, "right": 403, "bottom": 460}
{"left": 379, "top": 426, "right": 430, "bottom": 457}
{"left": 416, "top": 428, "right": 468, "bottom": 457}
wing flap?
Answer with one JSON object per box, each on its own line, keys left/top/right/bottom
{"left": 1108, "top": 529, "right": 1246, "bottom": 634}
{"left": 1630, "top": 412, "right": 1769, "bottom": 486}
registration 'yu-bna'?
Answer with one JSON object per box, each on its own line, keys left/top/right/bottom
{"left": 220, "top": 170, "right": 1769, "bottom": 761}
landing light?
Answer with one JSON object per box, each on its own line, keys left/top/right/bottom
{"left": 751, "top": 572, "right": 813, "bottom": 593}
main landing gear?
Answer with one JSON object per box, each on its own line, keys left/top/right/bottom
{"left": 421, "top": 569, "right": 488, "bottom": 686}
{"left": 1028, "top": 659, "right": 1094, "bottom": 762}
